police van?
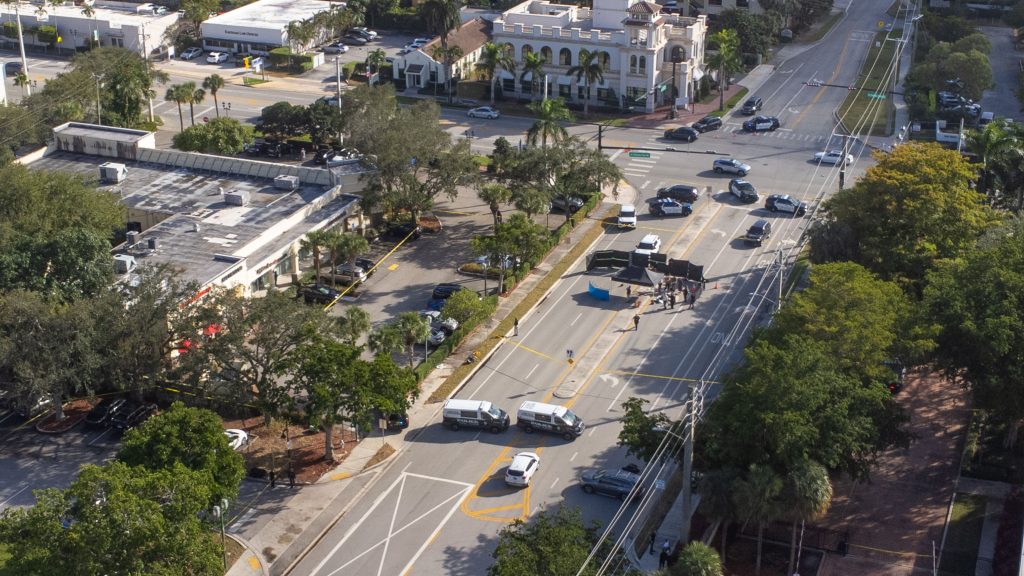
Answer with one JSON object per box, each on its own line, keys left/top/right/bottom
{"left": 442, "top": 399, "right": 511, "bottom": 434}
{"left": 516, "top": 401, "right": 585, "bottom": 440}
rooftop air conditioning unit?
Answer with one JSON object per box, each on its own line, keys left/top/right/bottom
{"left": 224, "top": 190, "right": 250, "bottom": 206}
{"left": 125, "top": 230, "right": 139, "bottom": 248}
{"left": 113, "top": 254, "right": 137, "bottom": 275}
{"left": 274, "top": 175, "right": 300, "bottom": 190}
{"left": 99, "top": 162, "right": 127, "bottom": 184}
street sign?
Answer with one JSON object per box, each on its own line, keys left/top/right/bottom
{"left": 867, "top": 92, "right": 887, "bottom": 99}
{"left": 203, "top": 116, "right": 209, "bottom": 123}
{"left": 628, "top": 151, "right": 651, "bottom": 158}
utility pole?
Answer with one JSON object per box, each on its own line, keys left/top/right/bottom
{"left": 335, "top": 56, "right": 342, "bottom": 109}
{"left": 680, "top": 381, "right": 696, "bottom": 545}
{"left": 14, "top": 3, "right": 30, "bottom": 97}
{"left": 956, "top": 116, "right": 965, "bottom": 153}
{"left": 777, "top": 248, "right": 784, "bottom": 315}
{"left": 94, "top": 74, "right": 102, "bottom": 125}
{"left": 838, "top": 135, "right": 848, "bottom": 190}
{"left": 597, "top": 123, "right": 603, "bottom": 150}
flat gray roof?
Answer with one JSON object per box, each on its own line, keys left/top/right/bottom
{"left": 30, "top": 151, "right": 364, "bottom": 287}
{"left": 55, "top": 123, "right": 151, "bottom": 144}
{"left": 206, "top": 0, "right": 340, "bottom": 30}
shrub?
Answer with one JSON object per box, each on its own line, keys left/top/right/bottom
{"left": 268, "top": 46, "right": 292, "bottom": 68}
{"left": 35, "top": 25, "right": 57, "bottom": 44}
{"left": 2, "top": 21, "right": 18, "bottom": 39}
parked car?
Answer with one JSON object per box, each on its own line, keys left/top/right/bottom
{"left": 648, "top": 198, "right": 692, "bottom": 216}
{"left": 420, "top": 309, "right": 459, "bottom": 333}
{"left": 84, "top": 397, "right": 126, "bottom": 428}
{"left": 427, "top": 327, "right": 447, "bottom": 347}
{"left": 656, "top": 184, "right": 700, "bottom": 203}
{"left": 320, "top": 263, "right": 367, "bottom": 285}
{"left": 550, "top": 195, "right": 584, "bottom": 213}
{"left": 262, "top": 140, "right": 292, "bottom": 158}
{"left": 431, "top": 283, "right": 467, "bottom": 300}
{"left": 740, "top": 96, "right": 763, "bottom": 115}
{"left": 505, "top": 452, "right": 540, "bottom": 487}
{"left": 634, "top": 233, "right": 662, "bottom": 255}
{"left": 313, "top": 147, "right": 341, "bottom": 164}
{"left": 322, "top": 42, "right": 349, "bottom": 54}
{"left": 350, "top": 27, "right": 378, "bottom": 40}
{"left": 744, "top": 219, "right": 772, "bottom": 246}
{"left": 342, "top": 34, "right": 368, "bottom": 46}
{"left": 691, "top": 115, "right": 722, "bottom": 133}
{"left": 713, "top": 157, "right": 751, "bottom": 176}
{"left": 814, "top": 149, "right": 853, "bottom": 165}
{"left": 467, "top": 106, "right": 500, "bottom": 119}
{"left": 325, "top": 148, "right": 362, "bottom": 165}
{"left": 299, "top": 284, "right": 341, "bottom": 305}
{"left": 355, "top": 257, "right": 377, "bottom": 275}
{"left": 765, "top": 194, "right": 807, "bottom": 216}
{"left": 743, "top": 115, "right": 780, "bottom": 132}
{"left": 111, "top": 402, "right": 158, "bottom": 433}
{"left": 579, "top": 468, "right": 643, "bottom": 500}
{"left": 206, "top": 52, "right": 229, "bottom": 64}
{"left": 663, "top": 126, "right": 699, "bottom": 142}
{"left": 11, "top": 395, "right": 53, "bottom": 419}
{"left": 179, "top": 47, "right": 203, "bottom": 60}
{"left": 224, "top": 429, "right": 249, "bottom": 450}
{"left": 385, "top": 221, "right": 422, "bottom": 240}
{"left": 728, "top": 179, "right": 760, "bottom": 203}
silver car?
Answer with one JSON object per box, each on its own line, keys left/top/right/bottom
{"left": 713, "top": 158, "right": 751, "bottom": 176}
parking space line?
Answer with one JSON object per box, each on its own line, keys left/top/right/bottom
{"left": 0, "top": 485, "right": 30, "bottom": 509}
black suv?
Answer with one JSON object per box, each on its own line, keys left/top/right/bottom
{"left": 385, "top": 222, "right": 422, "bottom": 240}
{"left": 111, "top": 401, "right": 158, "bottom": 433}
{"left": 663, "top": 126, "right": 699, "bottom": 142}
{"left": 691, "top": 116, "right": 722, "bottom": 133}
{"left": 299, "top": 284, "right": 341, "bottom": 305}
{"left": 657, "top": 184, "right": 700, "bottom": 204}
{"left": 85, "top": 397, "right": 126, "bottom": 427}
{"left": 579, "top": 468, "right": 644, "bottom": 500}
{"left": 744, "top": 219, "right": 772, "bottom": 246}
{"left": 741, "top": 96, "right": 763, "bottom": 115}
{"left": 431, "top": 283, "right": 467, "bottom": 300}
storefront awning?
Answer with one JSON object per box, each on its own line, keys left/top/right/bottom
{"left": 406, "top": 64, "right": 424, "bottom": 75}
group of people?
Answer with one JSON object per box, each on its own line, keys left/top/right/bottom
{"left": 625, "top": 276, "right": 701, "bottom": 313}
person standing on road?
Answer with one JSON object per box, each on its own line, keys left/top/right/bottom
{"left": 269, "top": 470, "right": 276, "bottom": 488}
{"left": 514, "top": 317, "right": 519, "bottom": 336}
{"left": 626, "top": 285, "right": 632, "bottom": 300}
{"left": 287, "top": 467, "right": 296, "bottom": 488}
{"left": 689, "top": 292, "right": 696, "bottom": 309}
{"left": 633, "top": 314, "right": 640, "bottom": 330}
{"left": 682, "top": 285, "right": 688, "bottom": 300}
{"left": 669, "top": 292, "right": 676, "bottom": 309}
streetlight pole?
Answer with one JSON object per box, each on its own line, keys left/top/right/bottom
{"left": 335, "top": 56, "right": 343, "bottom": 109}
{"left": 680, "top": 381, "right": 696, "bottom": 544}
{"left": 213, "top": 499, "right": 229, "bottom": 571}
{"left": 14, "top": 3, "right": 30, "bottom": 97}
{"left": 94, "top": 74, "right": 103, "bottom": 125}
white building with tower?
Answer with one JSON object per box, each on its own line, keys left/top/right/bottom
{"left": 490, "top": 0, "right": 707, "bottom": 112}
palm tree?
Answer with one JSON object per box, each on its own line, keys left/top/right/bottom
{"left": 203, "top": 74, "right": 225, "bottom": 117}
{"left": 526, "top": 98, "right": 574, "bottom": 147}
{"left": 698, "top": 468, "right": 738, "bottom": 557}
{"left": 733, "top": 464, "right": 782, "bottom": 576}
{"left": 164, "top": 83, "right": 192, "bottom": 132}
{"left": 366, "top": 48, "right": 387, "bottom": 75}
{"left": 966, "top": 119, "right": 1022, "bottom": 200}
{"left": 782, "top": 460, "right": 832, "bottom": 576}
{"left": 430, "top": 44, "right": 463, "bottom": 101}
{"left": 300, "top": 229, "right": 334, "bottom": 282}
{"left": 478, "top": 183, "right": 512, "bottom": 231}
{"left": 706, "top": 29, "right": 742, "bottom": 112}
{"left": 520, "top": 51, "right": 547, "bottom": 101}
{"left": 672, "top": 542, "right": 723, "bottom": 576}
{"left": 335, "top": 232, "right": 370, "bottom": 275}
{"left": 395, "top": 311, "right": 430, "bottom": 368}
{"left": 186, "top": 83, "right": 205, "bottom": 126}
{"left": 567, "top": 48, "right": 604, "bottom": 117}
{"left": 420, "top": 0, "right": 461, "bottom": 101}
{"left": 476, "top": 42, "right": 516, "bottom": 105}
{"left": 13, "top": 71, "right": 31, "bottom": 99}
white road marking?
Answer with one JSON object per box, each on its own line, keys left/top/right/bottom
{"left": 0, "top": 485, "right": 31, "bottom": 509}
{"left": 549, "top": 477, "right": 559, "bottom": 490}
{"left": 570, "top": 451, "right": 578, "bottom": 462}
{"left": 641, "top": 180, "right": 651, "bottom": 189}
{"left": 525, "top": 363, "right": 539, "bottom": 380}
{"left": 588, "top": 428, "right": 596, "bottom": 437}
{"left": 570, "top": 312, "right": 582, "bottom": 326}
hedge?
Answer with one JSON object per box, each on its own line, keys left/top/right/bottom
{"left": 413, "top": 296, "right": 498, "bottom": 381}
{"left": 2, "top": 22, "right": 17, "bottom": 39}
{"left": 35, "top": 25, "right": 57, "bottom": 44}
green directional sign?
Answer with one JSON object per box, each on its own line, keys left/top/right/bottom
{"left": 867, "top": 92, "right": 887, "bottom": 99}
{"left": 628, "top": 151, "right": 651, "bottom": 158}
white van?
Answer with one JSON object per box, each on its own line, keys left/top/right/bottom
{"left": 442, "top": 399, "right": 510, "bottom": 433}
{"left": 516, "top": 401, "right": 585, "bottom": 440}
{"left": 618, "top": 204, "right": 637, "bottom": 229}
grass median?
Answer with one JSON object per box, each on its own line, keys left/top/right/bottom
{"left": 837, "top": 30, "right": 899, "bottom": 137}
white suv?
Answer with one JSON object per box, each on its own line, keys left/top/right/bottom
{"left": 505, "top": 452, "right": 540, "bottom": 487}
{"left": 634, "top": 234, "right": 662, "bottom": 255}
{"left": 617, "top": 204, "right": 637, "bottom": 228}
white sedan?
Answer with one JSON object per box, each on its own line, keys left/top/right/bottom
{"left": 224, "top": 429, "right": 249, "bottom": 450}
{"left": 467, "top": 106, "right": 500, "bottom": 119}
{"left": 179, "top": 47, "right": 204, "bottom": 60}
{"left": 206, "top": 52, "right": 229, "bottom": 64}
{"left": 814, "top": 149, "right": 854, "bottom": 165}
{"left": 505, "top": 451, "right": 540, "bottom": 487}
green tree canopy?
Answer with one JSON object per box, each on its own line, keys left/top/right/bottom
{"left": 924, "top": 218, "right": 1024, "bottom": 445}
{"left": 172, "top": 117, "right": 254, "bottom": 154}
{"left": 0, "top": 462, "right": 222, "bottom": 576}
{"left": 670, "top": 542, "right": 723, "bottom": 576}
{"left": 488, "top": 505, "right": 620, "bottom": 576}
{"left": 809, "top": 142, "right": 999, "bottom": 288}
{"left": 256, "top": 101, "right": 309, "bottom": 140}
{"left": 118, "top": 402, "right": 245, "bottom": 508}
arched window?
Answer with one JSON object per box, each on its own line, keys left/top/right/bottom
{"left": 638, "top": 55, "right": 647, "bottom": 74}
{"left": 540, "top": 46, "right": 553, "bottom": 63}
{"left": 629, "top": 55, "right": 638, "bottom": 73}
{"left": 559, "top": 48, "right": 572, "bottom": 66}
{"left": 669, "top": 45, "right": 686, "bottom": 63}
{"left": 630, "top": 55, "right": 647, "bottom": 74}
{"left": 598, "top": 51, "right": 612, "bottom": 70}
{"left": 521, "top": 44, "right": 533, "bottom": 61}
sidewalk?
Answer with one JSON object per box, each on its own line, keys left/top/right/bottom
{"left": 226, "top": 182, "right": 633, "bottom": 576}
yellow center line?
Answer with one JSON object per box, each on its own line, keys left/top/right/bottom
{"left": 541, "top": 307, "right": 621, "bottom": 404}
{"left": 506, "top": 341, "right": 556, "bottom": 360}
{"left": 790, "top": 33, "right": 852, "bottom": 130}
{"left": 434, "top": 209, "right": 477, "bottom": 216}
{"left": 468, "top": 503, "right": 525, "bottom": 515}
{"left": 679, "top": 203, "right": 724, "bottom": 259}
